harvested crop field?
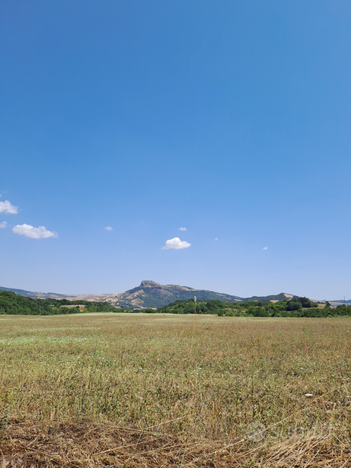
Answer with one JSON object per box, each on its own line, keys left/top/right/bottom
{"left": 0, "top": 313, "right": 350, "bottom": 467}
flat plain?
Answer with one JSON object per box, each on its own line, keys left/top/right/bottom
{"left": 0, "top": 313, "right": 350, "bottom": 467}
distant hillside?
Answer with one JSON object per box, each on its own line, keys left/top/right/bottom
{"left": 101, "top": 280, "right": 245, "bottom": 309}
{"left": 330, "top": 299, "right": 351, "bottom": 307}
{"left": 2, "top": 288, "right": 350, "bottom": 318}
{"left": 102, "top": 281, "right": 301, "bottom": 309}
{"left": 0, "top": 286, "right": 103, "bottom": 301}
{"left": 0, "top": 290, "right": 119, "bottom": 315}
{"left": 0, "top": 281, "right": 303, "bottom": 309}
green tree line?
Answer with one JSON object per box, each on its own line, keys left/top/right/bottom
{"left": 1, "top": 290, "right": 350, "bottom": 318}
{"left": 144, "top": 297, "right": 351, "bottom": 318}
{"left": 0, "top": 290, "right": 121, "bottom": 315}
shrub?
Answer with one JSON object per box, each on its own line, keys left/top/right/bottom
{"left": 225, "top": 310, "right": 235, "bottom": 317}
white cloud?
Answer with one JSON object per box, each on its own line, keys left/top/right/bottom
{"left": 0, "top": 221, "right": 7, "bottom": 229}
{"left": 105, "top": 226, "right": 113, "bottom": 231}
{"left": 162, "top": 237, "right": 191, "bottom": 250}
{"left": 215, "top": 238, "right": 218, "bottom": 241}
{"left": 0, "top": 200, "right": 18, "bottom": 214}
{"left": 178, "top": 227, "right": 186, "bottom": 231}
{"left": 262, "top": 247, "right": 268, "bottom": 250}
{"left": 12, "top": 224, "right": 57, "bottom": 239}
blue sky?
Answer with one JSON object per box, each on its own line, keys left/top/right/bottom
{"left": 0, "top": 1, "right": 350, "bottom": 299}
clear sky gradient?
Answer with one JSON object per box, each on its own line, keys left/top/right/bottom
{"left": 1, "top": 1, "right": 350, "bottom": 299}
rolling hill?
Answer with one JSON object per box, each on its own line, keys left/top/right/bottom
{"left": 0, "top": 281, "right": 305, "bottom": 309}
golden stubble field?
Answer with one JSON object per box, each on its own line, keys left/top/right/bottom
{"left": 0, "top": 313, "right": 350, "bottom": 467}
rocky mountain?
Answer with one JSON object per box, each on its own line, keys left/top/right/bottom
{"left": 0, "top": 281, "right": 306, "bottom": 309}
{"left": 101, "top": 280, "right": 244, "bottom": 309}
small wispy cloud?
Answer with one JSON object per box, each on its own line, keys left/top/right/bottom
{"left": 262, "top": 246, "right": 268, "bottom": 250}
{"left": 178, "top": 227, "right": 186, "bottom": 231}
{"left": 215, "top": 238, "right": 218, "bottom": 241}
{"left": 0, "top": 221, "right": 7, "bottom": 229}
{"left": 105, "top": 226, "right": 113, "bottom": 231}
{"left": 12, "top": 224, "right": 57, "bottom": 239}
{"left": 0, "top": 200, "right": 18, "bottom": 214}
{"left": 162, "top": 237, "right": 191, "bottom": 250}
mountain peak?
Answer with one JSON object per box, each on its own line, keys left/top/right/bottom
{"left": 140, "top": 280, "right": 161, "bottom": 288}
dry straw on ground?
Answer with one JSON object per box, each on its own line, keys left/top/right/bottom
{"left": 0, "top": 313, "right": 350, "bottom": 466}
{"left": 1, "top": 419, "right": 350, "bottom": 467}
{"left": 1, "top": 418, "right": 350, "bottom": 467}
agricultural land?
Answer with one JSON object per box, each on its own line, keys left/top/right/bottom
{"left": 0, "top": 312, "right": 350, "bottom": 466}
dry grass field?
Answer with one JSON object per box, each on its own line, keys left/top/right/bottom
{"left": 0, "top": 313, "right": 350, "bottom": 467}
